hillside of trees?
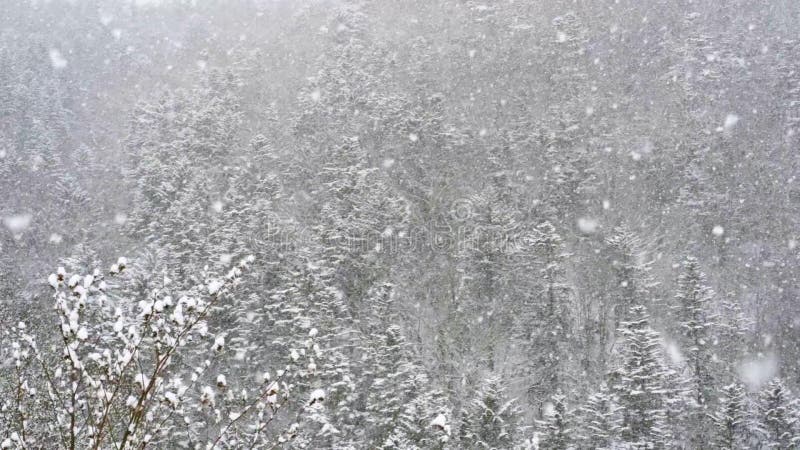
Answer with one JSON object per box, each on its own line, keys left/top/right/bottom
{"left": 2, "top": 0, "right": 800, "bottom": 448}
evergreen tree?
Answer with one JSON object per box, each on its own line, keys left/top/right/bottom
{"left": 459, "top": 375, "right": 521, "bottom": 449}
{"left": 456, "top": 150, "right": 535, "bottom": 371}
{"left": 611, "top": 305, "right": 677, "bottom": 448}
{"left": 364, "top": 325, "right": 451, "bottom": 449}
{"left": 125, "top": 68, "right": 244, "bottom": 280}
{"left": 515, "top": 221, "right": 572, "bottom": 413}
{"left": 716, "top": 297, "right": 752, "bottom": 382}
{"left": 354, "top": 294, "right": 453, "bottom": 449}
{"left": 665, "top": 12, "right": 732, "bottom": 251}
{"left": 605, "top": 225, "right": 659, "bottom": 325}
{"left": 538, "top": 11, "right": 594, "bottom": 223}
{"left": 537, "top": 392, "right": 571, "bottom": 450}
{"left": 385, "top": 389, "right": 452, "bottom": 450}
{"left": 314, "top": 136, "right": 408, "bottom": 306}
{"left": 759, "top": 378, "right": 798, "bottom": 449}
{"left": 576, "top": 385, "right": 622, "bottom": 450}
{"left": 256, "top": 250, "right": 364, "bottom": 447}
{"left": 712, "top": 383, "right": 751, "bottom": 449}
{"left": 672, "top": 255, "right": 717, "bottom": 446}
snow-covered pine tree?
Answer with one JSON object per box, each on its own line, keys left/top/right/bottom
{"left": 259, "top": 249, "right": 366, "bottom": 448}
{"left": 314, "top": 136, "right": 408, "bottom": 307}
{"left": 459, "top": 375, "right": 522, "bottom": 449}
{"left": 716, "top": 296, "right": 752, "bottom": 383}
{"left": 452, "top": 148, "right": 536, "bottom": 373}
{"left": 663, "top": 14, "right": 735, "bottom": 258}
{"left": 390, "top": 92, "right": 467, "bottom": 206}
{"left": 125, "top": 68, "right": 244, "bottom": 281}
{"left": 365, "top": 325, "right": 425, "bottom": 445}
{"left": 537, "top": 392, "right": 571, "bottom": 450}
{"left": 365, "top": 325, "right": 452, "bottom": 449}
{"left": 515, "top": 221, "right": 572, "bottom": 414}
{"left": 0, "top": 39, "right": 89, "bottom": 301}
{"left": 759, "top": 378, "right": 798, "bottom": 449}
{"left": 291, "top": 1, "right": 401, "bottom": 149}
{"left": 605, "top": 224, "right": 659, "bottom": 326}
{"left": 357, "top": 282, "right": 397, "bottom": 337}
{"left": 538, "top": 11, "right": 594, "bottom": 224}
{"left": 206, "top": 165, "right": 284, "bottom": 275}
{"left": 290, "top": 0, "right": 407, "bottom": 199}
{"left": 671, "top": 255, "right": 717, "bottom": 447}
{"left": 575, "top": 385, "right": 622, "bottom": 449}
{"left": 288, "top": 5, "right": 411, "bottom": 332}
{"left": 387, "top": 388, "right": 453, "bottom": 450}
{"left": 712, "top": 383, "right": 751, "bottom": 449}
{"left": 419, "top": 146, "right": 531, "bottom": 416}
{"left": 611, "top": 305, "right": 677, "bottom": 448}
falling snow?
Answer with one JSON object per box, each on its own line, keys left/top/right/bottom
{"left": 2, "top": 2, "right": 800, "bottom": 448}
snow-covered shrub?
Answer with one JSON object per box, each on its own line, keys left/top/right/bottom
{"left": 0, "top": 255, "right": 313, "bottom": 449}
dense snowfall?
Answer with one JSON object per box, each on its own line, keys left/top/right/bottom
{"left": 1, "top": 0, "right": 800, "bottom": 448}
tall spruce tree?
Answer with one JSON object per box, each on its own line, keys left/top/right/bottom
{"left": 515, "top": 221, "right": 572, "bottom": 414}
{"left": 125, "top": 69, "right": 244, "bottom": 280}
{"left": 459, "top": 375, "right": 522, "bottom": 449}
{"left": 258, "top": 250, "right": 364, "bottom": 447}
{"left": 365, "top": 326, "right": 451, "bottom": 449}
{"left": 538, "top": 11, "right": 594, "bottom": 223}
{"left": 672, "top": 255, "right": 717, "bottom": 446}
{"left": 611, "top": 305, "right": 678, "bottom": 448}
{"left": 716, "top": 297, "right": 752, "bottom": 382}
{"left": 712, "top": 383, "right": 751, "bottom": 449}
{"left": 537, "top": 392, "right": 571, "bottom": 450}
{"left": 605, "top": 225, "right": 659, "bottom": 326}
{"left": 576, "top": 385, "right": 622, "bottom": 450}
{"left": 759, "top": 378, "right": 798, "bottom": 449}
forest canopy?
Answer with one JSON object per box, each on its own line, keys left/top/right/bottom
{"left": 1, "top": 0, "right": 800, "bottom": 448}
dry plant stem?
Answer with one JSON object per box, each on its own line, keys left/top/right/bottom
{"left": 118, "top": 283, "right": 228, "bottom": 449}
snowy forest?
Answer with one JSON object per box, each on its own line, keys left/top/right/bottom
{"left": 1, "top": 0, "right": 800, "bottom": 448}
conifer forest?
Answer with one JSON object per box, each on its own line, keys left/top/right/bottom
{"left": 2, "top": 0, "right": 800, "bottom": 448}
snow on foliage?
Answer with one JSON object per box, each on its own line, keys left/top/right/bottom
{"left": 0, "top": 256, "right": 308, "bottom": 448}
{"left": 3, "top": 1, "right": 800, "bottom": 448}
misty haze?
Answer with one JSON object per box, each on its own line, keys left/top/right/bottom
{"left": 1, "top": 0, "right": 799, "bottom": 448}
